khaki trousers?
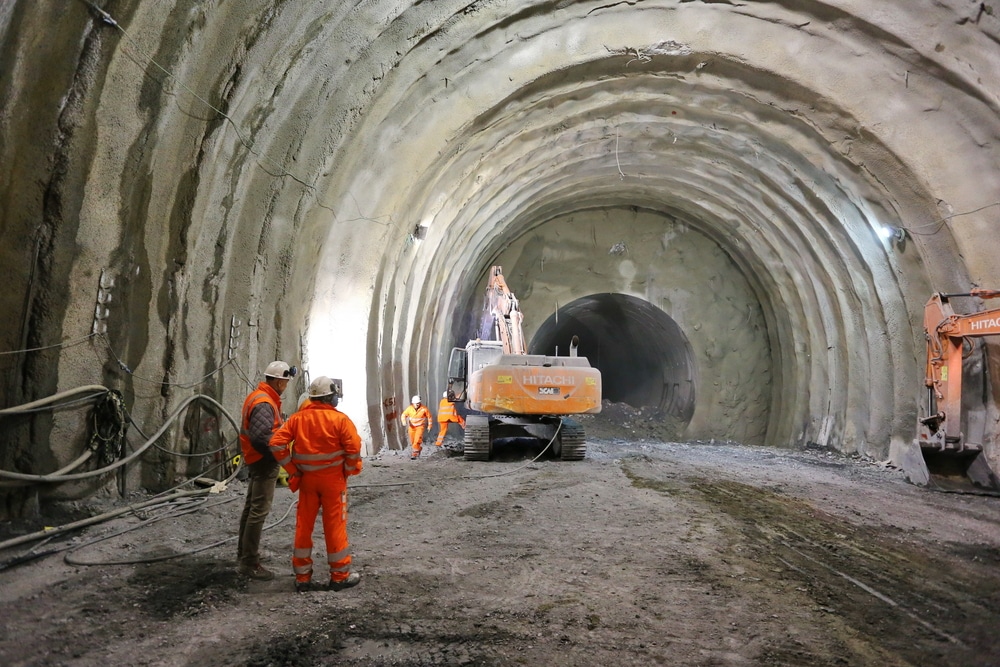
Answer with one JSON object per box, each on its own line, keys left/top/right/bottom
{"left": 237, "top": 458, "right": 279, "bottom": 567}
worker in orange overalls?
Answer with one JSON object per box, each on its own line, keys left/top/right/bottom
{"left": 400, "top": 394, "right": 433, "bottom": 459}
{"left": 434, "top": 392, "right": 465, "bottom": 447}
{"left": 236, "top": 360, "right": 295, "bottom": 581}
{"left": 271, "top": 376, "right": 363, "bottom": 593}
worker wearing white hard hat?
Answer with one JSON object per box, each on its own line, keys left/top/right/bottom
{"left": 270, "top": 375, "right": 363, "bottom": 592}
{"left": 435, "top": 391, "right": 466, "bottom": 447}
{"left": 237, "top": 359, "right": 297, "bottom": 581}
{"left": 400, "top": 394, "right": 433, "bottom": 459}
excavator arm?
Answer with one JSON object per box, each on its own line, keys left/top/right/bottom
{"left": 485, "top": 266, "right": 527, "bottom": 355}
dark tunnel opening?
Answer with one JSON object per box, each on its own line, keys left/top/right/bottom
{"left": 530, "top": 293, "right": 696, "bottom": 421}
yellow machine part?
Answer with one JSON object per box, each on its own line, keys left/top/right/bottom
{"left": 468, "top": 364, "right": 602, "bottom": 416}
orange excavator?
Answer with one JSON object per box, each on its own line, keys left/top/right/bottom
{"left": 900, "top": 289, "right": 1000, "bottom": 492}
{"left": 446, "top": 266, "right": 602, "bottom": 461}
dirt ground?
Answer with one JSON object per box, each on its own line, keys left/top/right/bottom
{"left": 2, "top": 409, "right": 1000, "bottom": 667}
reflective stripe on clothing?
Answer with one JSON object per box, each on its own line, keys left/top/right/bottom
{"left": 436, "top": 398, "right": 464, "bottom": 425}
{"left": 434, "top": 421, "right": 452, "bottom": 446}
{"left": 407, "top": 424, "right": 427, "bottom": 454}
{"left": 344, "top": 451, "right": 361, "bottom": 475}
{"left": 271, "top": 401, "right": 363, "bottom": 479}
{"left": 290, "top": 470, "right": 352, "bottom": 584}
{"left": 401, "top": 404, "right": 432, "bottom": 428}
{"left": 272, "top": 405, "right": 361, "bottom": 583}
{"left": 239, "top": 383, "right": 283, "bottom": 465}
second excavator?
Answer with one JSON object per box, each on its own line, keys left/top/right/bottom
{"left": 894, "top": 289, "right": 1000, "bottom": 493}
{"left": 446, "top": 266, "right": 602, "bottom": 461}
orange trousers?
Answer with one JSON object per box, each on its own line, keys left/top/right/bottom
{"left": 292, "top": 469, "right": 351, "bottom": 584}
{"left": 407, "top": 425, "right": 427, "bottom": 455}
{"left": 434, "top": 420, "right": 463, "bottom": 446}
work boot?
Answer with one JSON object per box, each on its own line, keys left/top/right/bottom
{"left": 238, "top": 563, "right": 275, "bottom": 581}
{"left": 295, "top": 580, "right": 317, "bottom": 593}
{"left": 327, "top": 572, "right": 361, "bottom": 591}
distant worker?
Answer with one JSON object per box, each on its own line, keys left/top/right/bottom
{"left": 434, "top": 392, "right": 465, "bottom": 447}
{"left": 237, "top": 360, "right": 296, "bottom": 581}
{"left": 272, "top": 376, "right": 363, "bottom": 593}
{"left": 400, "top": 395, "right": 433, "bottom": 459}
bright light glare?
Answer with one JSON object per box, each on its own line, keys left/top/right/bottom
{"left": 306, "top": 289, "right": 373, "bottom": 456}
{"left": 877, "top": 225, "right": 895, "bottom": 240}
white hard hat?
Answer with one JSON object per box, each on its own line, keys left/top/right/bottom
{"left": 264, "top": 360, "right": 295, "bottom": 378}
{"left": 443, "top": 392, "right": 448, "bottom": 398}
{"left": 412, "top": 395, "right": 421, "bottom": 404}
{"left": 309, "top": 376, "right": 339, "bottom": 398}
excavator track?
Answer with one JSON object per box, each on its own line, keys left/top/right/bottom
{"left": 558, "top": 418, "right": 586, "bottom": 461}
{"left": 464, "top": 415, "right": 491, "bottom": 461}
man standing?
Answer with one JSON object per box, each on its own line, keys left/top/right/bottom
{"left": 237, "top": 360, "right": 295, "bottom": 580}
{"left": 272, "top": 376, "right": 363, "bottom": 593}
{"left": 434, "top": 392, "right": 465, "bottom": 447}
{"left": 400, "top": 395, "right": 433, "bottom": 459}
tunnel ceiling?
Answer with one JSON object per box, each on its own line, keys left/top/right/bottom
{"left": 2, "top": 1, "right": 1000, "bottom": 471}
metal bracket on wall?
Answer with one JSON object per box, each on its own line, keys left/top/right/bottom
{"left": 228, "top": 315, "right": 242, "bottom": 360}
{"left": 92, "top": 269, "right": 115, "bottom": 334}
{"left": 299, "top": 331, "right": 310, "bottom": 385}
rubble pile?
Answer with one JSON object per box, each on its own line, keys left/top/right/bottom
{"left": 577, "top": 400, "right": 687, "bottom": 442}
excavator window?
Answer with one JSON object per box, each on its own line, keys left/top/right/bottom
{"left": 447, "top": 347, "right": 467, "bottom": 402}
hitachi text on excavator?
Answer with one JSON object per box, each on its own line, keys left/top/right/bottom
{"left": 446, "top": 266, "right": 602, "bottom": 461}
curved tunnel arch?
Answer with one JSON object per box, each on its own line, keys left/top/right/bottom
{"left": 531, "top": 293, "right": 697, "bottom": 424}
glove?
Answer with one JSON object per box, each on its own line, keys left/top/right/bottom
{"left": 288, "top": 473, "right": 301, "bottom": 493}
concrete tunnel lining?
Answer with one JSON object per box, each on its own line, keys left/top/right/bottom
{"left": 1, "top": 2, "right": 1000, "bottom": 506}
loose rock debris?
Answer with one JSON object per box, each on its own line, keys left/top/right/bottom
{"left": 1, "top": 437, "right": 999, "bottom": 666}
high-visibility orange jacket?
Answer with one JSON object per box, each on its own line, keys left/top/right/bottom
{"left": 239, "top": 382, "right": 284, "bottom": 465}
{"left": 270, "top": 401, "right": 363, "bottom": 480}
{"left": 401, "top": 403, "right": 432, "bottom": 429}
{"left": 437, "top": 398, "right": 465, "bottom": 426}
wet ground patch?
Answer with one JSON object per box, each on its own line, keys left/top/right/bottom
{"left": 623, "top": 461, "right": 1000, "bottom": 667}
{"left": 129, "top": 555, "right": 244, "bottom": 620}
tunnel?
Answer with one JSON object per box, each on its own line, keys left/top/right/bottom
{"left": 1, "top": 1, "right": 1000, "bottom": 516}
{"left": 530, "top": 293, "right": 697, "bottom": 423}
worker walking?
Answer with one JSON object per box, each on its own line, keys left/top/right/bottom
{"left": 434, "top": 392, "right": 465, "bottom": 447}
{"left": 400, "top": 395, "right": 433, "bottom": 459}
{"left": 271, "top": 376, "right": 363, "bottom": 593}
{"left": 236, "top": 360, "right": 296, "bottom": 581}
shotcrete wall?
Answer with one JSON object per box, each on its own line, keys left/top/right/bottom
{"left": 1, "top": 1, "right": 999, "bottom": 515}
{"left": 494, "top": 207, "right": 772, "bottom": 445}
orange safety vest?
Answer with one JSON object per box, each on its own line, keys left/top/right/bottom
{"left": 401, "top": 403, "right": 432, "bottom": 429}
{"left": 239, "top": 382, "right": 283, "bottom": 465}
{"left": 271, "top": 402, "right": 363, "bottom": 478}
{"left": 437, "top": 398, "right": 462, "bottom": 423}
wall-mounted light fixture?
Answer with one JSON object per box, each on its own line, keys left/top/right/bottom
{"left": 877, "top": 225, "right": 906, "bottom": 244}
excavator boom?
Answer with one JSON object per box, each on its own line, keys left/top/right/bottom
{"left": 485, "top": 266, "right": 527, "bottom": 355}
